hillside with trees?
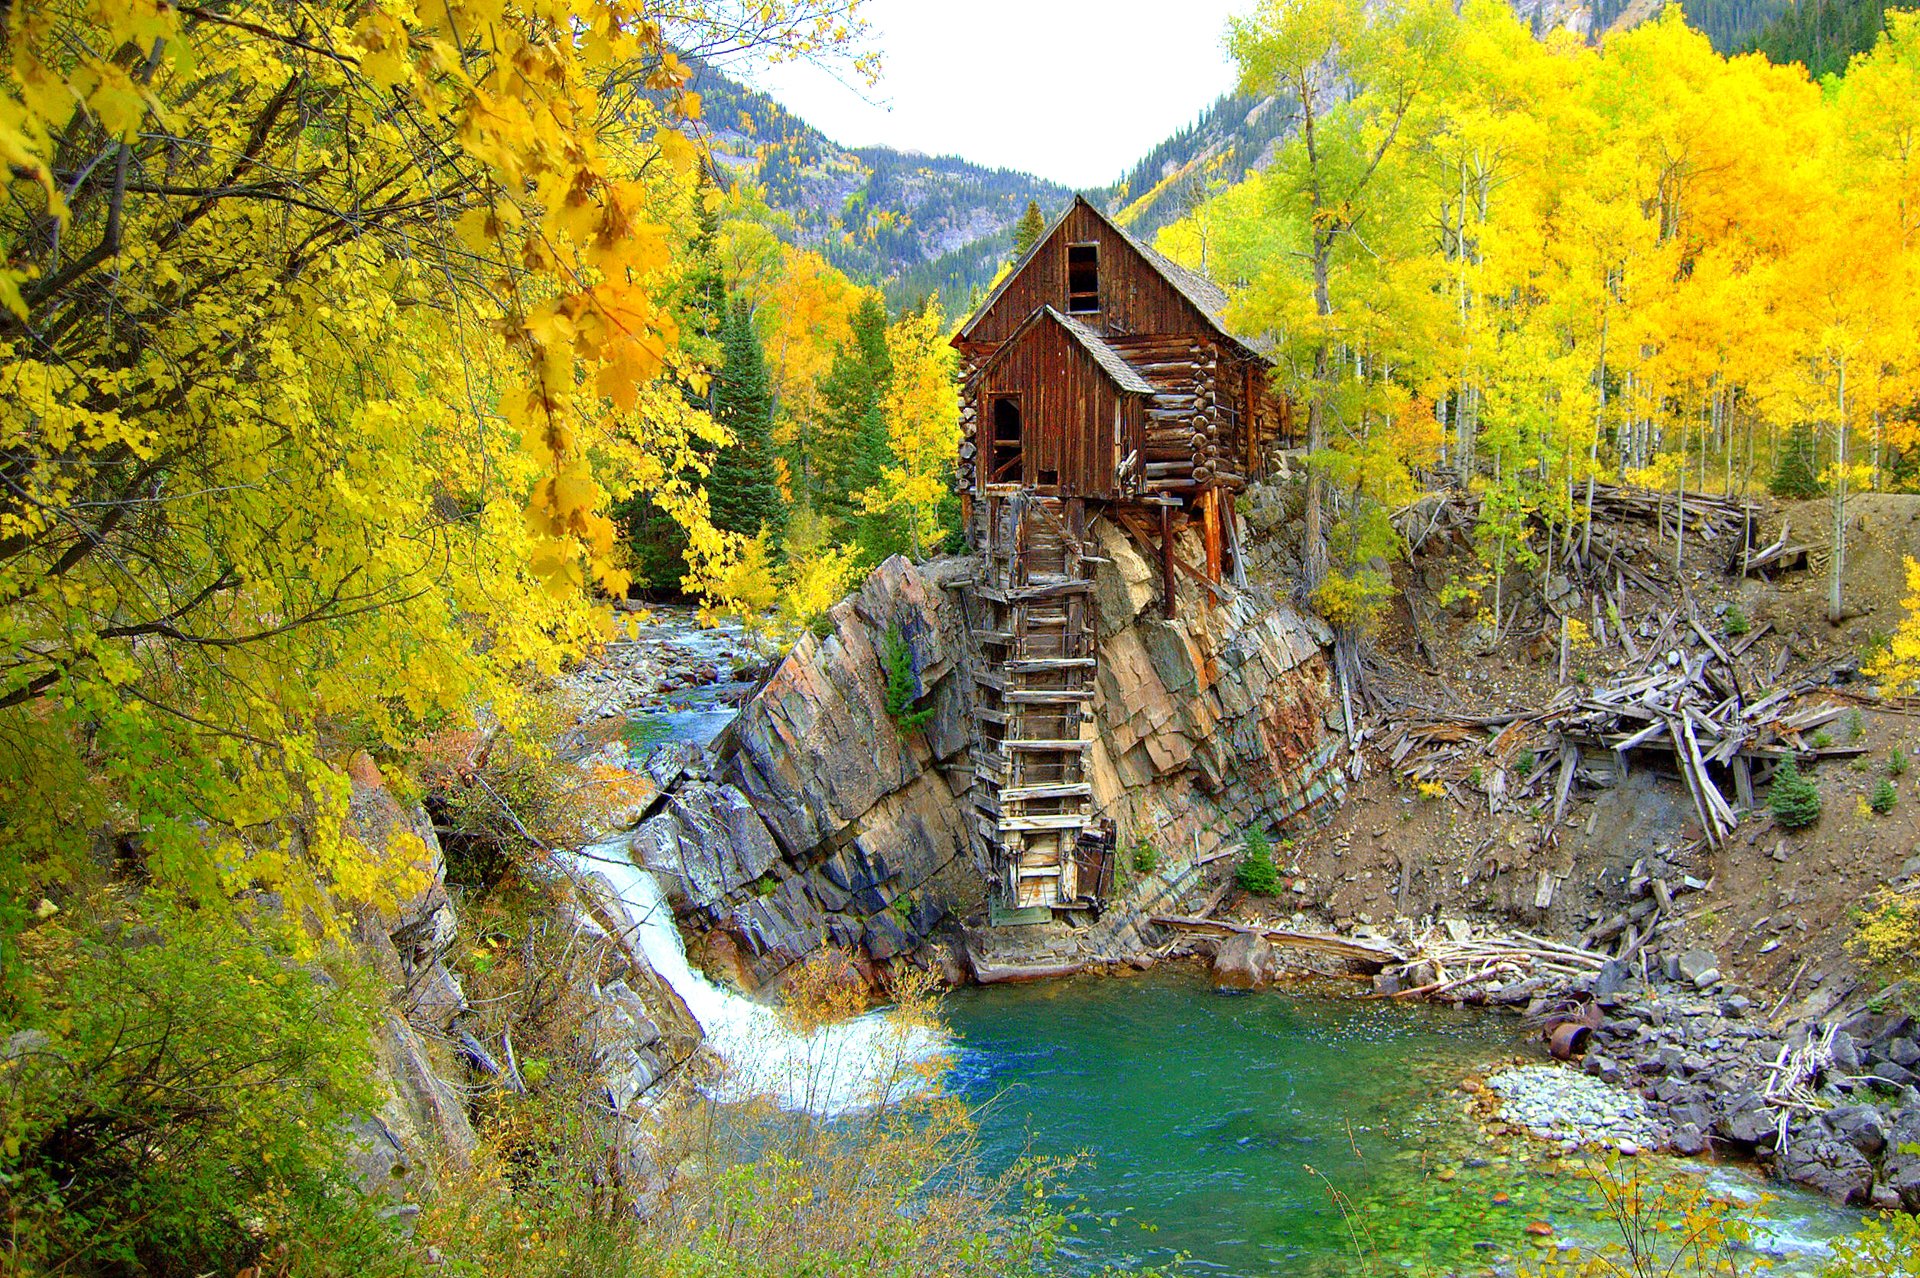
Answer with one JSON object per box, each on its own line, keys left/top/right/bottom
{"left": 685, "top": 61, "right": 1068, "bottom": 310}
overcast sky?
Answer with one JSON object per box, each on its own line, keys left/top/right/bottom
{"left": 742, "top": 0, "right": 1254, "bottom": 189}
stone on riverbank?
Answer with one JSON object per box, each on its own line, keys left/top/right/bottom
{"left": 1486, "top": 1065, "right": 1664, "bottom": 1151}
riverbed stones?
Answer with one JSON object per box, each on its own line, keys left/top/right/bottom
{"left": 1486, "top": 1065, "right": 1664, "bottom": 1150}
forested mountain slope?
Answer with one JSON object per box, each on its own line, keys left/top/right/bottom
{"left": 1745, "top": 0, "right": 1920, "bottom": 74}
{"left": 686, "top": 62, "right": 1067, "bottom": 308}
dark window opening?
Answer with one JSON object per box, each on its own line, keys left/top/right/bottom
{"left": 990, "top": 395, "right": 1023, "bottom": 483}
{"left": 1066, "top": 243, "right": 1100, "bottom": 313}
{"left": 1037, "top": 467, "right": 1059, "bottom": 487}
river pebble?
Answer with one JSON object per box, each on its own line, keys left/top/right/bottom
{"left": 1488, "top": 1064, "right": 1665, "bottom": 1151}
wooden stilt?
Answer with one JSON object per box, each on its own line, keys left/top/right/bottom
{"left": 1202, "top": 488, "right": 1223, "bottom": 583}
{"left": 967, "top": 491, "right": 1100, "bottom": 914}
{"left": 1159, "top": 503, "right": 1177, "bottom": 619}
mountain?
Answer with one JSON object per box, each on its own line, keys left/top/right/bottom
{"left": 686, "top": 63, "right": 1068, "bottom": 311}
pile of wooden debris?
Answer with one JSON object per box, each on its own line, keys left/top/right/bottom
{"left": 1384, "top": 657, "right": 1859, "bottom": 848}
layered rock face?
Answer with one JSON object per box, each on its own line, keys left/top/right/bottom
{"left": 614, "top": 518, "right": 1347, "bottom": 983}
{"left": 1079, "top": 521, "right": 1347, "bottom": 957}
{"left": 344, "top": 759, "right": 700, "bottom": 1200}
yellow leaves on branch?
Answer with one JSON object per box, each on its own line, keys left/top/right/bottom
{"left": 857, "top": 303, "right": 961, "bottom": 560}
{"left": 4, "top": 0, "right": 699, "bottom": 595}
{"left": 1864, "top": 556, "right": 1920, "bottom": 697}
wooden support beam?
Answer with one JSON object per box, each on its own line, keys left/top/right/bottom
{"left": 1160, "top": 503, "right": 1177, "bottom": 619}
{"left": 1202, "top": 487, "right": 1224, "bottom": 583}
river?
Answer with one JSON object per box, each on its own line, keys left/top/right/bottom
{"left": 942, "top": 971, "right": 1860, "bottom": 1277}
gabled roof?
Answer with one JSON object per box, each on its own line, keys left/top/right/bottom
{"left": 979, "top": 306, "right": 1156, "bottom": 396}
{"left": 956, "top": 194, "right": 1264, "bottom": 362}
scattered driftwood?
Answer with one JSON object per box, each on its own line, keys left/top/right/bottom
{"left": 1373, "top": 921, "right": 1611, "bottom": 1003}
{"left": 1381, "top": 604, "right": 1860, "bottom": 848}
{"left": 1150, "top": 914, "right": 1405, "bottom": 970}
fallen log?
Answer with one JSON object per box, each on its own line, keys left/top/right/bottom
{"left": 1149, "top": 915, "right": 1405, "bottom": 969}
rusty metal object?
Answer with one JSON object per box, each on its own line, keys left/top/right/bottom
{"left": 1546, "top": 1020, "right": 1592, "bottom": 1060}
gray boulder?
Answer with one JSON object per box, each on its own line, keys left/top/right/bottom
{"left": 1715, "top": 1093, "right": 1781, "bottom": 1146}
{"left": 1677, "top": 949, "right": 1720, "bottom": 987}
{"left": 1782, "top": 1130, "right": 1875, "bottom": 1205}
{"left": 1211, "top": 933, "right": 1274, "bottom": 991}
{"left": 1880, "top": 1108, "right": 1920, "bottom": 1211}
{"left": 1827, "top": 1104, "right": 1887, "bottom": 1158}
{"left": 1672, "top": 1122, "right": 1709, "bottom": 1156}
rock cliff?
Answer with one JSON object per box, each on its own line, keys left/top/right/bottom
{"left": 604, "top": 517, "right": 1350, "bottom": 986}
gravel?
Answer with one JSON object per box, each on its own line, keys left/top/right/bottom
{"left": 1488, "top": 1064, "right": 1667, "bottom": 1151}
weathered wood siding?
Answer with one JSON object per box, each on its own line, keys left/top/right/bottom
{"left": 975, "top": 318, "right": 1139, "bottom": 500}
{"left": 962, "top": 203, "right": 1216, "bottom": 351}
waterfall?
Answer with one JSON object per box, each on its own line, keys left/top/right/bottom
{"left": 572, "top": 840, "right": 946, "bottom": 1116}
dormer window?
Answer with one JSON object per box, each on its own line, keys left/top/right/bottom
{"left": 1066, "top": 243, "right": 1100, "bottom": 314}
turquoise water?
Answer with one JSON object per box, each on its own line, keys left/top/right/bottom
{"left": 941, "top": 970, "right": 1859, "bottom": 1277}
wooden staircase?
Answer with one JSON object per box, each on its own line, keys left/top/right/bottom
{"left": 970, "top": 492, "right": 1101, "bottom": 911}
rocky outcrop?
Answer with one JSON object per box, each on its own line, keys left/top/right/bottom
{"left": 613, "top": 556, "right": 982, "bottom": 986}
{"left": 590, "top": 516, "right": 1346, "bottom": 986}
{"left": 342, "top": 756, "right": 699, "bottom": 1201}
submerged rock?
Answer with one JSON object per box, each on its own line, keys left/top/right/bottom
{"left": 1211, "top": 933, "right": 1274, "bottom": 990}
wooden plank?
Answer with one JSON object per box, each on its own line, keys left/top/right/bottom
{"left": 998, "top": 814, "right": 1092, "bottom": 832}
{"left": 998, "top": 782, "right": 1093, "bottom": 801}
{"left": 1004, "top": 689, "right": 1096, "bottom": 704}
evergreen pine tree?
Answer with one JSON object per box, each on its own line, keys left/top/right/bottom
{"left": 814, "top": 295, "right": 894, "bottom": 531}
{"left": 1235, "top": 826, "right": 1282, "bottom": 896}
{"left": 613, "top": 185, "right": 726, "bottom": 592}
{"left": 1768, "top": 758, "right": 1823, "bottom": 829}
{"left": 708, "top": 297, "right": 786, "bottom": 544}
{"left": 1871, "top": 777, "right": 1898, "bottom": 815}
{"left": 1013, "top": 199, "right": 1047, "bottom": 261}
{"left": 1769, "top": 422, "right": 1823, "bottom": 499}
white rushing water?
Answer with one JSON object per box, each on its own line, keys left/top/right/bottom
{"left": 572, "top": 840, "right": 946, "bottom": 1116}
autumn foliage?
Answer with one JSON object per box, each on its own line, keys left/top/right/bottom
{"left": 1166, "top": 1, "right": 1920, "bottom": 627}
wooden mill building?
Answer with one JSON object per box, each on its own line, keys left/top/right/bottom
{"left": 953, "top": 195, "right": 1286, "bottom": 915}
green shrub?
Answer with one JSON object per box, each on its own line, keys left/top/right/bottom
{"left": 1235, "top": 827, "right": 1282, "bottom": 897}
{"left": 1, "top": 906, "right": 399, "bottom": 1277}
{"left": 1132, "top": 843, "right": 1159, "bottom": 876}
{"left": 1723, "top": 605, "right": 1751, "bottom": 637}
{"left": 1871, "top": 778, "right": 1898, "bottom": 815}
{"left": 1891, "top": 747, "right": 1910, "bottom": 777}
{"left": 1813, "top": 729, "right": 1835, "bottom": 749}
{"left": 1515, "top": 747, "right": 1536, "bottom": 777}
{"left": 1849, "top": 707, "right": 1867, "bottom": 742}
{"left": 883, "top": 623, "right": 935, "bottom": 733}
{"left": 1769, "top": 759, "right": 1823, "bottom": 829}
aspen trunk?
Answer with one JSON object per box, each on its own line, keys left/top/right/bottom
{"left": 1829, "top": 357, "right": 1848, "bottom": 625}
